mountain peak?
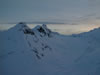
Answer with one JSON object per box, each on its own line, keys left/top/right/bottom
{"left": 8, "top": 22, "right": 35, "bottom": 35}
{"left": 15, "top": 22, "right": 29, "bottom": 30}
{"left": 33, "top": 24, "right": 52, "bottom": 37}
{"left": 8, "top": 23, "right": 58, "bottom": 37}
{"left": 10, "top": 22, "right": 31, "bottom": 32}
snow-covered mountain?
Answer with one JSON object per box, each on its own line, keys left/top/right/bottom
{"left": 0, "top": 22, "right": 100, "bottom": 75}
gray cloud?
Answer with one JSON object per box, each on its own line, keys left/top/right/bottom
{"left": 0, "top": 0, "right": 100, "bottom": 25}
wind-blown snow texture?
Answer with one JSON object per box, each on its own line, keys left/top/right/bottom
{"left": 0, "top": 22, "right": 100, "bottom": 75}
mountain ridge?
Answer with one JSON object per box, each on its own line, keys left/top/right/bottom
{"left": 0, "top": 22, "right": 100, "bottom": 75}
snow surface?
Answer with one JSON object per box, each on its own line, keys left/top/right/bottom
{"left": 0, "top": 22, "right": 100, "bottom": 75}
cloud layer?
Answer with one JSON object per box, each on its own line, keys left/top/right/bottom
{"left": 0, "top": 0, "right": 100, "bottom": 25}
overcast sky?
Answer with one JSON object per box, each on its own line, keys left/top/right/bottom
{"left": 0, "top": 0, "right": 100, "bottom": 25}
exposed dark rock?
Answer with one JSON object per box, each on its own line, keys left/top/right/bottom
{"left": 36, "top": 54, "right": 41, "bottom": 59}
{"left": 37, "top": 27, "right": 46, "bottom": 35}
{"left": 41, "top": 53, "right": 44, "bottom": 57}
{"left": 23, "top": 29, "right": 34, "bottom": 35}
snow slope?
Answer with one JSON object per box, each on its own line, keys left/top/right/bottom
{"left": 0, "top": 22, "right": 100, "bottom": 75}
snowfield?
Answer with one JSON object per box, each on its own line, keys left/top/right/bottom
{"left": 0, "top": 22, "right": 100, "bottom": 75}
